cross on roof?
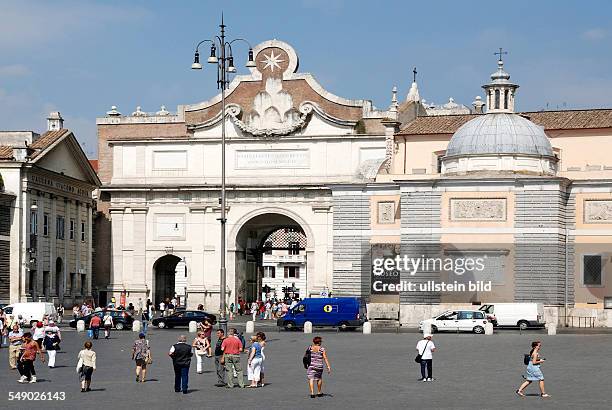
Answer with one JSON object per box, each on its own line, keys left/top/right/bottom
{"left": 413, "top": 67, "right": 417, "bottom": 83}
{"left": 494, "top": 47, "right": 508, "bottom": 62}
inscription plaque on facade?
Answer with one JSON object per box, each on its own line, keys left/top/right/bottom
{"left": 450, "top": 198, "right": 506, "bottom": 221}
{"left": 585, "top": 200, "right": 612, "bottom": 223}
{"left": 377, "top": 201, "right": 395, "bottom": 224}
{"left": 235, "top": 149, "right": 309, "bottom": 169}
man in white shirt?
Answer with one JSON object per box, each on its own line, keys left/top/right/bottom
{"left": 416, "top": 334, "right": 436, "bottom": 381}
{"left": 159, "top": 301, "right": 166, "bottom": 318}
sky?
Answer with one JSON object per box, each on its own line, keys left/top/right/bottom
{"left": 0, "top": 0, "right": 611, "bottom": 158}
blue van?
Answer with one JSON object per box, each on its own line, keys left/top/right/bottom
{"left": 277, "top": 297, "right": 364, "bottom": 330}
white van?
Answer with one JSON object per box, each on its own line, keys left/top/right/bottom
{"left": 479, "top": 303, "right": 544, "bottom": 330}
{"left": 4, "top": 302, "right": 57, "bottom": 325}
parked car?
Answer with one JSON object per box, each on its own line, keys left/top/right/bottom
{"left": 69, "top": 309, "right": 134, "bottom": 330}
{"left": 277, "top": 297, "right": 365, "bottom": 330}
{"left": 4, "top": 302, "right": 57, "bottom": 325}
{"left": 479, "top": 303, "right": 544, "bottom": 330}
{"left": 419, "top": 310, "right": 490, "bottom": 334}
{"left": 152, "top": 310, "right": 217, "bottom": 329}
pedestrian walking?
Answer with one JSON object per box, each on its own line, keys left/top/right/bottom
{"left": 90, "top": 314, "right": 102, "bottom": 339}
{"left": 103, "top": 311, "right": 113, "bottom": 339}
{"left": 415, "top": 334, "right": 436, "bottom": 382}
{"left": 17, "top": 332, "right": 44, "bottom": 383}
{"left": 8, "top": 324, "right": 23, "bottom": 370}
{"left": 247, "top": 335, "right": 263, "bottom": 388}
{"left": 32, "top": 321, "right": 45, "bottom": 348}
{"left": 192, "top": 331, "right": 210, "bottom": 374}
{"left": 198, "top": 318, "right": 213, "bottom": 357}
{"left": 305, "top": 336, "right": 331, "bottom": 398}
{"left": 159, "top": 301, "right": 166, "bottom": 317}
{"left": 132, "top": 333, "right": 152, "bottom": 382}
{"left": 141, "top": 310, "right": 150, "bottom": 335}
{"left": 168, "top": 335, "right": 192, "bottom": 394}
{"left": 57, "top": 305, "right": 64, "bottom": 324}
{"left": 516, "top": 340, "right": 550, "bottom": 398}
{"left": 257, "top": 331, "right": 267, "bottom": 387}
{"left": 76, "top": 341, "right": 96, "bottom": 392}
{"left": 222, "top": 328, "right": 244, "bottom": 388}
{"left": 214, "top": 329, "right": 226, "bottom": 386}
{"left": 42, "top": 328, "right": 61, "bottom": 368}
{"left": 250, "top": 301, "right": 258, "bottom": 321}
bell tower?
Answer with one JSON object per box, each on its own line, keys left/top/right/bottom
{"left": 47, "top": 111, "right": 64, "bottom": 131}
{"left": 482, "top": 48, "right": 519, "bottom": 114}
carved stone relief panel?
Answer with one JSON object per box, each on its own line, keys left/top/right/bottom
{"left": 450, "top": 198, "right": 506, "bottom": 221}
{"left": 377, "top": 201, "right": 396, "bottom": 224}
{"left": 584, "top": 200, "right": 612, "bottom": 223}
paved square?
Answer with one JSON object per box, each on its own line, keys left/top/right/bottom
{"left": 1, "top": 324, "right": 610, "bottom": 409}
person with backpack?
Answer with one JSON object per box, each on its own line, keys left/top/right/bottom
{"left": 132, "top": 333, "right": 152, "bottom": 383}
{"left": 415, "top": 334, "right": 436, "bottom": 382}
{"left": 516, "top": 340, "right": 550, "bottom": 398}
{"left": 304, "top": 336, "right": 331, "bottom": 398}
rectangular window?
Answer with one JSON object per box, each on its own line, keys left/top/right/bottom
{"left": 264, "top": 241, "right": 272, "bottom": 255}
{"left": 30, "top": 210, "right": 38, "bottom": 235}
{"left": 69, "top": 219, "right": 75, "bottom": 240}
{"left": 56, "top": 216, "right": 65, "bottom": 240}
{"left": 289, "top": 242, "right": 300, "bottom": 255}
{"left": 583, "top": 255, "right": 603, "bottom": 286}
{"left": 263, "top": 266, "right": 275, "bottom": 278}
{"left": 81, "top": 222, "right": 86, "bottom": 242}
{"left": 284, "top": 266, "right": 299, "bottom": 279}
{"left": 43, "top": 214, "right": 49, "bottom": 236}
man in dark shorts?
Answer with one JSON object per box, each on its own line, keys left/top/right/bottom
{"left": 214, "top": 329, "right": 226, "bottom": 386}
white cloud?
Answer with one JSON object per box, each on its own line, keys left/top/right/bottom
{"left": 0, "top": 64, "right": 30, "bottom": 77}
{"left": 582, "top": 28, "right": 608, "bottom": 41}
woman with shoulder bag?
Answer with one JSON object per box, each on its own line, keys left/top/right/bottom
{"left": 132, "top": 333, "right": 152, "bottom": 382}
{"left": 192, "top": 331, "right": 210, "bottom": 374}
{"left": 305, "top": 336, "right": 331, "bottom": 398}
{"left": 516, "top": 340, "right": 550, "bottom": 398}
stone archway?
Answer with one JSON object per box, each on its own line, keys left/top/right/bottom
{"left": 233, "top": 212, "right": 309, "bottom": 303}
{"left": 153, "top": 254, "right": 181, "bottom": 305}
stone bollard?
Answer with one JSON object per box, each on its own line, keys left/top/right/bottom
{"left": 362, "top": 321, "right": 372, "bottom": 334}
{"left": 132, "top": 320, "right": 142, "bottom": 332}
{"left": 76, "top": 320, "right": 85, "bottom": 332}
{"left": 485, "top": 322, "right": 494, "bottom": 335}
{"left": 189, "top": 321, "right": 197, "bottom": 333}
{"left": 547, "top": 323, "right": 557, "bottom": 335}
{"left": 246, "top": 320, "right": 255, "bottom": 334}
{"left": 304, "top": 321, "right": 313, "bottom": 334}
{"left": 421, "top": 322, "right": 432, "bottom": 335}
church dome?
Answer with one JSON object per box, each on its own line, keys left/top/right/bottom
{"left": 445, "top": 112, "right": 554, "bottom": 158}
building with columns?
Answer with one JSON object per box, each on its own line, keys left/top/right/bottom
{"left": 94, "top": 40, "right": 419, "bottom": 310}
{"left": 0, "top": 113, "right": 100, "bottom": 305}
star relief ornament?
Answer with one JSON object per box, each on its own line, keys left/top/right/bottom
{"left": 261, "top": 50, "right": 285, "bottom": 72}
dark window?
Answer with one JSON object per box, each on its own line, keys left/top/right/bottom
{"left": 504, "top": 90, "right": 509, "bottom": 109}
{"left": 494, "top": 90, "right": 500, "bottom": 109}
{"left": 30, "top": 211, "right": 38, "bottom": 235}
{"left": 474, "top": 311, "right": 484, "bottom": 319}
{"left": 264, "top": 240, "right": 272, "bottom": 255}
{"left": 69, "top": 219, "right": 75, "bottom": 240}
{"left": 28, "top": 270, "right": 36, "bottom": 295}
{"left": 56, "top": 216, "right": 65, "bottom": 240}
{"left": 81, "top": 222, "right": 86, "bottom": 242}
{"left": 289, "top": 242, "right": 300, "bottom": 255}
{"left": 43, "top": 214, "right": 49, "bottom": 236}
{"left": 284, "top": 266, "right": 299, "bottom": 279}
{"left": 583, "top": 255, "right": 602, "bottom": 286}
{"left": 458, "top": 311, "right": 475, "bottom": 320}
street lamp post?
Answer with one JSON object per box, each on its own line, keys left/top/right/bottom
{"left": 191, "top": 15, "right": 255, "bottom": 334}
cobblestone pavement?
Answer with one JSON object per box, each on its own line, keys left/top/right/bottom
{"left": 1, "top": 325, "right": 610, "bottom": 409}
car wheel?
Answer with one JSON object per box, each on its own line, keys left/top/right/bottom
{"left": 284, "top": 321, "right": 296, "bottom": 331}
{"left": 431, "top": 325, "right": 438, "bottom": 333}
{"left": 517, "top": 320, "right": 529, "bottom": 330}
{"left": 115, "top": 322, "right": 124, "bottom": 331}
{"left": 473, "top": 326, "right": 485, "bottom": 334}
{"left": 338, "top": 321, "right": 350, "bottom": 331}
{"left": 157, "top": 321, "right": 166, "bottom": 329}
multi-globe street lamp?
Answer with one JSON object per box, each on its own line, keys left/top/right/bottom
{"left": 191, "top": 15, "right": 255, "bottom": 333}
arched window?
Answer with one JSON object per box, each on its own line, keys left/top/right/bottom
{"left": 494, "top": 90, "right": 500, "bottom": 110}
{"left": 504, "top": 90, "right": 509, "bottom": 110}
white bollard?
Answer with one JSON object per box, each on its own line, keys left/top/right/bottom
{"left": 485, "top": 322, "right": 494, "bottom": 335}
{"left": 362, "top": 321, "right": 372, "bottom": 334}
{"left": 304, "top": 321, "right": 313, "bottom": 334}
{"left": 132, "top": 320, "right": 142, "bottom": 332}
{"left": 188, "top": 321, "right": 197, "bottom": 333}
{"left": 421, "top": 322, "right": 432, "bottom": 335}
{"left": 245, "top": 320, "right": 255, "bottom": 334}
{"left": 547, "top": 323, "right": 557, "bottom": 335}
{"left": 76, "top": 320, "right": 85, "bottom": 332}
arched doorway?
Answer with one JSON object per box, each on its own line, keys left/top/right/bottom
{"left": 153, "top": 254, "right": 181, "bottom": 305}
{"left": 234, "top": 213, "right": 308, "bottom": 303}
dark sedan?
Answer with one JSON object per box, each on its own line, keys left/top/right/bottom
{"left": 151, "top": 310, "right": 216, "bottom": 329}
{"left": 69, "top": 309, "right": 134, "bottom": 330}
